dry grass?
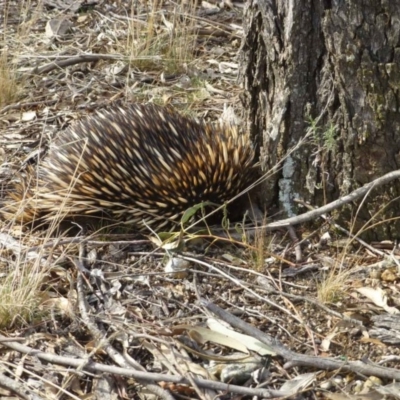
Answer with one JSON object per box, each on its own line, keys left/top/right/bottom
{"left": 126, "top": 0, "right": 199, "bottom": 73}
{"left": 315, "top": 191, "right": 392, "bottom": 304}
{"left": 16, "top": 0, "right": 45, "bottom": 38}
{"left": 0, "top": 203, "right": 88, "bottom": 329}
{"left": 0, "top": 245, "right": 46, "bottom": 328}
{"left": 0, "top": 53, "right": 22, "bottom": 108}
{"left": 251, "top": 216, "right": 270, "bottom": 271}
{"left": 316, "top": 253, "right": 353, "bottom": 303}
{"left": 1, "top": 0, "right": 47, "bottom": 108}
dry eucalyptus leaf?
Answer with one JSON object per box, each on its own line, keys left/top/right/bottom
{"left": 280, "top": 372, "right": 317, "bottom": 396}
{"left": 207, "top": 319, "right": 276, "bottom": 356}
{"left": 356, "top": 287, "right": 399, "bottom": 314}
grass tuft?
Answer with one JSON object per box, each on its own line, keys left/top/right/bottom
{"left": 0, "top": 256, "right": 46, "bottom": 329}
{"left": 0, "top": 53, "right": 22, "bottom": 108}
{"left": 127, "top": 0, "right": 199, "bottom": 73}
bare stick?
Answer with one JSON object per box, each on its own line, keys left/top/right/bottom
{"left": 201, "top": 299, "right": 400, "bottom": 381}
{"left": 266, "top": 170, "right": 400, "bottom": 230}
{"left": 0, "top": 334, "right": 287, "bottom": 398}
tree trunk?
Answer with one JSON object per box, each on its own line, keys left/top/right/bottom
{"left": 240, "top": 0, "right": 400, "bottom": 239}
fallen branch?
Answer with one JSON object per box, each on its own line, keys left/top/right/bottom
{"left": 30, "top": 54, "right": 121, "bottom": 75}
{"left": 201, "top": 300, "right": 400, "bottom": 381}
{"left": 0, "top": 372, "right": 44, "bottom": 400}
{"left": 265, "top": 169, "right": 400, "bottom": 231}
{"left": 0, "top": 334, "right": 288, "bottom": 398}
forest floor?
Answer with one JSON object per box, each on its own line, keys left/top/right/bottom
{"left": 1, "top": 1, "right": 400, "bottom": 399}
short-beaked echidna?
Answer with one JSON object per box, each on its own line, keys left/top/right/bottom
{"left": 6, "top": 104, "right": 258, "bottom": 230}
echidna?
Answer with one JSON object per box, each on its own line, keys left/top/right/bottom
{"left": 6, "top": 104, "right": 258, "bottom": 231}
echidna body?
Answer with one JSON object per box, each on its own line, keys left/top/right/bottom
{"left": 8, "top": 104, "right": 257, "bottom": 230}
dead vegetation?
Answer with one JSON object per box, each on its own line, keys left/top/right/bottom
{"left": 1, "top": 0, "right": 400, "bottom": 399}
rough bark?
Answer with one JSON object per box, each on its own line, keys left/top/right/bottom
{"left": 240, "top": 0, "right": 400, "bottom": 239}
